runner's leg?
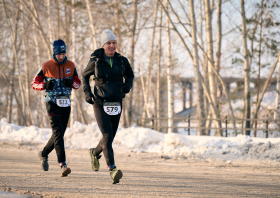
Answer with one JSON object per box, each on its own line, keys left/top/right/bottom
{"left": 93, "top": 103, "right": 115, "bottom": 166}
{"left": 42, "top": 102, "right": 66, "bottom": 163}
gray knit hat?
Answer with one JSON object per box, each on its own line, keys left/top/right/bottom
{"left": 101, "top": 29, "right": 117, "bottom": 47}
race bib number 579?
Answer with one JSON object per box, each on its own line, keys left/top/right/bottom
{"left": 103, "top": 102, "right": 121, "bottom": 115}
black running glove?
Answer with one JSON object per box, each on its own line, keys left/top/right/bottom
{"left": 63, "top": 79, "right": 73, "bottom": 87}
{"left": 85, "top": 93, "right": 95, "bottom": 105}
{"left": 120, "top": 83, "right": 131, "bottom": 94}
{"left": 44, "top": 80, "right": 55, "bottom": 90}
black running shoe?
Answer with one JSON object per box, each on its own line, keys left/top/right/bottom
{"left": 38, "top": 151, "right": 49, "bottom": 171}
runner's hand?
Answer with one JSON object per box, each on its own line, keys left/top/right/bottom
{"left": 85, "top": 93, "right": 95, "bottom": 104}
{"left": 44, "top": 80, "right": 55, "bottom": 90}
{"left": 63, "top": 79, "right": 73, "bottom": 87}
{"left": 120, "top": 83, "right": 131, "bottom": 94}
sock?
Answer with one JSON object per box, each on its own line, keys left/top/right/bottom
{"left": 108, "top": 165, "right": 116, "bottom": 171}
{"left": 59, "top": 161, "right": 66, "bottom": 167}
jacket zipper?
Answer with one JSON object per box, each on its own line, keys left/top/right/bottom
{"left": 63, "top": 67, "right": 65, "bottom": 78}
{"left": 58, "top": 64, "right": 64, "bottom": 95}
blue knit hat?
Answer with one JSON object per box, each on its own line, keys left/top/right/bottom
{"left": 53, "top": 39, "right": 66, "bottom": 55}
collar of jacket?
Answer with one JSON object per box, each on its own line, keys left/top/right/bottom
{"left": 51, "top": 58, "right": 68, "bottom": 66}
{"left": 52, "top": 54, "right": 68, "bottom": 65}
{"left": 92, "top": 48, "right": 122, "bottom": 61}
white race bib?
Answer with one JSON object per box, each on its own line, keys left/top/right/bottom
{"left": 103, "top": 102, "right": 121, "bottom": 115}
{"left": 56, "top": 96, "right": 71, "bottom": 107}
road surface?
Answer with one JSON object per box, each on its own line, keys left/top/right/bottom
{"left": 0, "top": 141, "right": 279, "bottom": 198}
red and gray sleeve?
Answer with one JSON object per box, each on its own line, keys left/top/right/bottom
{"left": 31, "top": 68, "right": 45, "bottom": 91}
{"left": 71, "top": 68, "right": 81, "bottom": 89}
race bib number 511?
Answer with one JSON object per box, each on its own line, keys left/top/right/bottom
{"left": 103, "top": 102, "right": 121, "bottom": 115}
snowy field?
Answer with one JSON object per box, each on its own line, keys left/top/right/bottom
{"left": 1, "top": 117, "right": 280, "bottom": 163}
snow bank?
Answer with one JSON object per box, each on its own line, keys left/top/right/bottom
{"left": 1, "top": 118, "right": 280, "bottom": 162}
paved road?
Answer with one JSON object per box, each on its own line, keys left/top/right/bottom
{"left": 0, "top": 142, "right": 279, "bottom": 198}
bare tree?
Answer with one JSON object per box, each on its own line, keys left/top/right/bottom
{"left": 143, "top": 0, "right": 158, "bottom": 120}
{"left": 124, "top": 0, "right": 138, "bottom": 127}
{"left": 47, "top": 0, "right": 53, "bottom": 52}
{"left": 1, "top": 71, "right": 26, "bottom": 125}
{"left": 255, "top": 0, "right": 265, "bottom": 136}
{"left": 115, "top": 0, "right": 121, "bottom": 53}
{"left": 204, "top": 0, "right": 222, "bottom": 136}
{"left": 274, "top": 56, "right": 280, "bottom": 120}
{"left": 274, "top": 57, "right": 280, "bottom": 120}
{"left": 156, "top": 4, "right": 163, "bottom": 131}
{"left": 70, "top": 0, "right": 77, "bottom": 127}
{"left": 21, "top": 0, "right": 52, "bottom": 59}
{"left": 33, "top": 27, "right": 48, "bottom": 128}
{"left": 215, "top": 0, "right": 222, "bottom": 94}
{"left": 189, "top": 0, "right": 205, "bottom": 135}
{"left": 240, "top": 0, "right": 251, "bottom": 135}
{"left": 85, "top": 0, "right": 97, "bottom": 51}
{"left": 23, "top": 36, "right": 32, "bottom": 126}
{"left": 2, "top": 0, "right": 27, "bottom": 126}
{"left": 165, "top": 0, "right": 173, "bottom": 133}
{"left": 6, "top": 4, "right": 20, "bottom": 123}
{"left": 251, "top": 52, "right": 280, "bottom": 128}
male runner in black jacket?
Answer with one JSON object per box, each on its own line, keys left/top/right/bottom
{"left": 82, "top": 29, "right": 134, "bottom": 184}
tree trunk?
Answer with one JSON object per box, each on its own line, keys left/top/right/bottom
{"left": 7, "top": 56, "right": 15, "bottom": 123}
{"left": 165, "top": 0, "right": 173, "bottom": 134}
{"left": 251, "top": 52, "right": 280, "bottom": 127}
{"left": 21, "top": 10, "right": 33, "bottom": 126}
{"left": 163, "top": 0, "right": 235, "bottom": 136}
{"left": 156, "top": 5, "right": 162, "bottom": 132}
{"left": 6, "top": 5, "right": 20, "bottom": 124}
{"left": 47, "top": 0, "right": 53, "bottom": 52}
{"left": 85, "top": 0, "right": 97, "bottom": 51}
{"left": 215, "top": 0, "right": 222, "bottom": 135}
{"left": 23, "top": 38, "right": 32, "bottom": 126}
{"left": 274, "top": 57, "right": 280, "bottom": 120}
{"left": 138, "top": 57, "right": 151, "bottom": 119}
{"left": 1, "top": 71, "right": 26, "bottom": 126}
{"left": 204, "top": 0, "right": 221, "bottom": 136}
{"left": 70, "top": 0, "right": 76, "bottom": 127}
{"left": 3, "top": 0, "right": 27, "bottom": 126}
{"left": 22, "top": 0, "right": 52, "bottom": 59}
{"left": 144, "top": 0, "right": 158, "bottom": 119}
{"left": 255, "top": 0, "right": 264, "bottom": 137}
{"left": 240, "top": 0, "right": 251, "bottom": 136}
{"left": 6, "top": 23, "right": 19, "bottom": 123}
{"left": 34, "top": 26, "right": 48, "bottom": 128}
{"left": 199, "top": 0, "right": 209, "bottom": 134}
{"left": 189, "top": 0, "right": 205, "bottom": 136}
{"left": 124, "top": 0, "right": 137, "bottom": 128}
{"left": 115, "top": 0, "right": 121, "bottom": 53}
{"left": 215, "top": 0, "right": 222, "bottom": 87}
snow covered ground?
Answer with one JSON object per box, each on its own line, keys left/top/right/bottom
{"left": 1, "top": 117, "right": 280, "bottom": 163}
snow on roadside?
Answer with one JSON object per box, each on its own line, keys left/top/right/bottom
{"left": 1, "top": 118, "right": 280, "bottom": 162}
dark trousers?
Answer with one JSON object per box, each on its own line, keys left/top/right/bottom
{"left": 42, "top": 102, "right": 71, "bottom": 163}
{"left": 93, "top": 103, "right": 121, "bottom": 166}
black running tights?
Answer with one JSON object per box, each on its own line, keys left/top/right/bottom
{"left": 93, "top": 103, "right": 121, "bottom": 166}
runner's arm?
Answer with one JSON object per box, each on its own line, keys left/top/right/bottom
{"left": 123, "top": 57, "right": 134, "bottom": 88}
{"left": 31, "top": 68, "right": 45, "bottom": 91}
{"left": 71, "top": 68, "right": 81, "bottom": 89}
{"left": 82, "top": 56, "right": 95, "bottom": 95}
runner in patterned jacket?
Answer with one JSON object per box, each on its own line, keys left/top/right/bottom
{"left": 31, "top": 39, "right": 81, "bottom": 177}
{"left": 31, "top": 58, "right": 81, "bottom": 102}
